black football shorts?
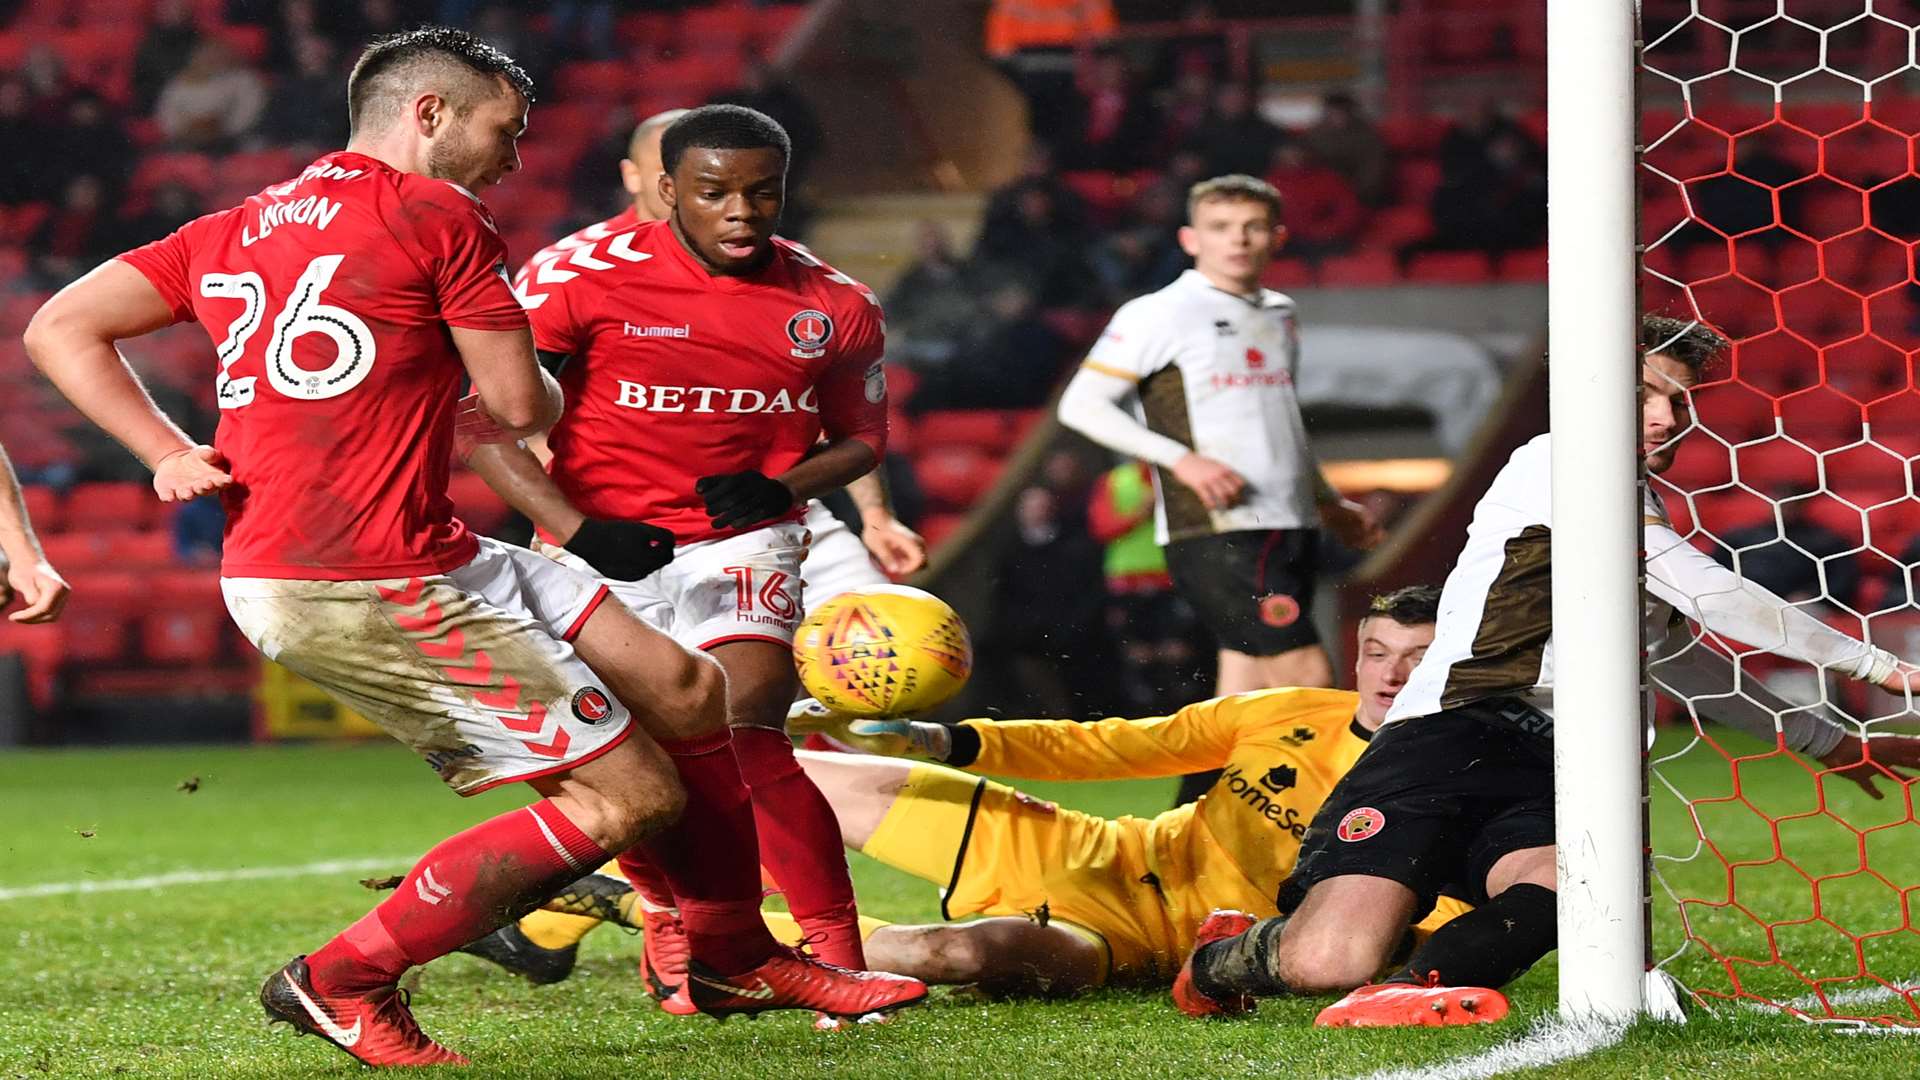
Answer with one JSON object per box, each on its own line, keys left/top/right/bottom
{"left": 1163, "top": 528, "right": 1321, "bottom": 656}
{"left": 1276, "top": 697, "right": 1556, "bottom": 920}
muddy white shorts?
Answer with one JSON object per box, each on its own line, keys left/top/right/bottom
{"left": 222, "top": 537, "right": 630, "bottom": 795}
{"left": 799, "top": 501, "right": 888, "bottom": 608}
{"left": 540, "top": 522, "right": 811, "bottom": 651}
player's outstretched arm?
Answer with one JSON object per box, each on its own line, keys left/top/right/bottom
{"left": 789, "top": 696, "right": 1246, "bottom": 781}
{"left": 0, "top": 442, "right": 69, "bottom": 623}
{"left": 1653, "top": 641, "right": 1920, "bottom": 799}
{"left": 1645, "top": 517, "right": 1904, "bottom": 689}
{"left": 23, "top": 261, "right": 230, "bottom": 503}
{"left": 845, "top": 467, "right": 925, "bottom": 576}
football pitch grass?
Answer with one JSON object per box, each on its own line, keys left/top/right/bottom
{"left": 0, "top": 733, "right": 1914, "bottom": 1079}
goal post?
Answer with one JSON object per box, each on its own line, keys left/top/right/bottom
{"left": 1547, "top": 0, "right": 1650, "bottom": 1020}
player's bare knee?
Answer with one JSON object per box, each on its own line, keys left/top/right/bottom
{"left": 641, "top": 651, "right": 727, "bottom": 741}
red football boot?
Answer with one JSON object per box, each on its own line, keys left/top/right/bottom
{"left": 684, "top": 947, "right": 927, "bottom": 1021}
{"left": 1171, "top": 910, "right": 1260, "bottom": 1018}
{"left": 261, "top": 956, "right": 469, "bottom": 1067}
{"left": 1314, "top": 973, "right": 1510, "bottom": 1028}
{"left": 636, "top": 898, "right": 691, "bottom": 1005}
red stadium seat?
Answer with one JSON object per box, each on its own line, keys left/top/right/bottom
{"left": 21, "top": 485, "right": 60, "bottom": 535}
{"left": 914, "top": 446, "right": 997, "bottom": 511}
{"left": 1404, "top": 251, "right": 1494, "bottom": 284}
{"left": 0, "top": 620, "right": 66, "bottom": 710}
{"left": 1316, "top": 251, "right": 1400, "bottom": 287}
{"left": 1393, "top": 159, "right": 1444, "bottom": 205}
{"left": 1496, "top": 247, "right": 1548, "bottom": 282}
{"left": 141, "top": 606, "right": 226, "bottom": 664}
{"left": 1379, "top": 115, "right": 1448, "bottom": 155}
{"left": 58, "top": 571, "right": 144, "bottom": 665}
{"left": 1261, "top": 257, "right": 1315, "bottom": 289}
{"left": 130, "top": 152, "right": 217, "bottom": 198}
{"left": 38, "top": 531, "right": 118, "bottom": 569}
{"left": 556, "top": 61, "right": 635, "bottom": 102}
{"left": 105, "top": 530, "right": 176, "bottom": 569}
{"left": 915, "top": 411, "right": 1021, "bottom": 455}
{"left": 62, "top": 482, "right": 159, "bottom": 532}
{"left": 1038, "top": 308, "right": 1108, "bottom": 349}
{"left": 1362, "top": 205, "right": 1433, "bottom": 249}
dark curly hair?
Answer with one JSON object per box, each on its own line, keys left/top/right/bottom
{"left": 1641, "top": 314, "right": 1729, "bottom": 375}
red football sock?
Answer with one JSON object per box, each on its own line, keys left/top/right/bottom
{"left": 613, "top": 847, "right": 678, "bottom": 911}
{"left": 307, "top": 800, "right": 606, "bottom": 995}
{"left": 633, "top": 729, "right": 780, "bottom": 975}
{"left": 731, "top": 724, "right": 866, "bottom": 968}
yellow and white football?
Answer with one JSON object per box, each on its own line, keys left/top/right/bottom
{"left": 792, "top": 585, "right": 972, "bottom": 718}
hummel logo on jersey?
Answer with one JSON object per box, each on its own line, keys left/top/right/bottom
{"left": 284, "top": 973, "right": 363, "bottom": 1047}
{"left": 624, "top": 322, "right": 691, "bottom": 338}
{"left": 415, "top": 867, "right": 453, "bottom": 905}
{"left": 689, "top": 971, "right": 777, "bottom": 1000}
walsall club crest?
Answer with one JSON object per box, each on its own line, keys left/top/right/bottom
{"left": 786, "top": 309, "right": 834, "bottom": 359}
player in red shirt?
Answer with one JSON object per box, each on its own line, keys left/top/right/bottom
{"left": 0, "top": 443, "right": 69, "bottom": 623}
{"left": 23, "top": 31, "right": 921, "bottom": 1066}
{"left": 466, "top": 106, "right": 889, "bottom": 1003}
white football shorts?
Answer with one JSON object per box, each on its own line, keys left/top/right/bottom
{"left": 799, "top": 500, "right": 888, "bottom": 608}
{"left": 539, "top": 521, "right": 811, "bottom": 650}
{"left": 222, "top": 537, "right": 631, "bottom": 795}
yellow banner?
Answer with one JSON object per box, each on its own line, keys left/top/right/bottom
{"left": 254, "top": 661, "right": 383, "bottom": 740}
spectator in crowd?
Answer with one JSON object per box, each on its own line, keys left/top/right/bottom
{"left": 980, "top": 142, "right": 1090, "bottom": 243}
{"left": 48, "top": 93, "right": 133, "bottom": 202}
{"left": 1301, "top": 92, "right": 1389, "bottom": 207}
{"left": 983, "top": 476, "right": 1113, "bottom": 716}
{"left": 975, "top": 180, "right": 1091, "bottom": 306}
{"left": 134, "top": 0, "right": 204, "bottom": 112}
{"left": 1089, "top": 460, "right": 1214, "bottom": 715}
{"left": 172, "top": 496, "right": 225, "bottom": 567}
{"left": 1420, "top": 107, "right": 1546, "bottom": 253}
{"left": 885, "top": 220, "right": 983, "bottom": 371}
{"left": 986, "top": 0, "right": 1116, "bottom": 145}
{"left": 1187, "top": 82, "right": 1284, "bottom": 179}
{"left": 19, "top": 44, "right": 69, "bottom": 118}
{"left": 267, "top": 34, "right": 351, "bottom": 152}
{"left": 1156, "top": 67, "right": 1215, "bottom": 156}
{"left": 549, "top": 1, "right": 618, "bottom": 60}
{"left": 1087, "top": 181, "right": 1188, "bottom": 304}
{"left": 1069, "top": 52, "right": 1154, "bottom": 170}
{"left": 31, "top": 175, "right": 115, "bottom": 284}
{"left": 907, "top": 282, "right": 1066, "bottom": 413}
{"left": 1265, "top": 143, "right": 1365, "bottom": 259}
{"left": 1717, "top": 488, "right": 1861, "bottom": 610}
{"left": 0, "top": 78, "right": 51, "bottom": 204}
{"left": 348, "top": 0, "right": 416, "bottom": 42}
{"left": 155, "top": 39, "right": 267, "bottom": 152}
{"left": 113, "top": 181, "right": 204, "bottom": 252}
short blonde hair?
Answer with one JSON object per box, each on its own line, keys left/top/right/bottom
{"left": 1186, "top": 174, "right": 1283, "bottom": 225}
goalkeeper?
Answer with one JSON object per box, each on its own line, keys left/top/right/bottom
{"left": 485, "top": 586, "right": 1469, "bottom": 993}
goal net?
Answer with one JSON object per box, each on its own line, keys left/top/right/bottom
{"left": 1640, "top": 0, "right": 1920, "bottom": 1027}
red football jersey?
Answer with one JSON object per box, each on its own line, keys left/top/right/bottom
{"left": 510, "top": 205, "right": 640, "bottom": 307}
{"left": 519, "top": 219, "right": 888, "bottom": 545}
{"left": 117, "top": 151, "right": 528, "bottom": 580}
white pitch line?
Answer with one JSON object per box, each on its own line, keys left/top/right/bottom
{"left": 1344, "top": 1015, "right": 1629, "bottom": 1080}
{"left": 0, "top": 857, "right": 407, "bottom": 901}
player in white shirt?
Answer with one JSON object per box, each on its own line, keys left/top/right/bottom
{"left": 1175, "top": 315, "right": 1920, "bottom": 1027}
{"left": 1057, "top": 175, "right": 1382, "bottom": 721}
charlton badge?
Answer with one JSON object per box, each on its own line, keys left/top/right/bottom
{"left": 571, "top": 687, "right": 613, "bottom": 724}
{"left": 1337, "top": 806, "right": 1385, "bottom": 843}
{"left": 786, "top": 309, "right": 834, "bottom": 359}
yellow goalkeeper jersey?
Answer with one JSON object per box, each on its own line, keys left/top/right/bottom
{"left": 958, "top": 687, "right": 1374, "bottom": 939}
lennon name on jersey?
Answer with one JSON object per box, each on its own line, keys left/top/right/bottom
{"left": 239, "top": 162, "right": 364, "bottom": 248}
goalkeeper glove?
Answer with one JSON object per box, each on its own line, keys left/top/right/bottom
{"left": 787, "top": 699, "right": 951, "bottom": 760}
{"left": 564, "top": 518, "right": 675, "bottom": 581}
{"left": 696, "top": 470, "right": 795, "bottom": 531}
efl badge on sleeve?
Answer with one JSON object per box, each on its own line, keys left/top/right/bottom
{"left": 786, "top": 309, "right": 834, "bottom": 359}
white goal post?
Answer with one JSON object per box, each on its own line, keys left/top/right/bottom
{"left": 1547, "top": 0, "right": 1650, "bottom": 1020}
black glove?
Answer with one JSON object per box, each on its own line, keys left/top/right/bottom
{"left": 695, "top": 470, "right": 795, "bottom": 531}
{"left": 563, "top": 518, "right": 675, "bottom": 581}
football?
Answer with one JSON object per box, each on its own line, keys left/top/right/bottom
{"left": 793, "top": 585, "right": 973, "bottom": 718}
